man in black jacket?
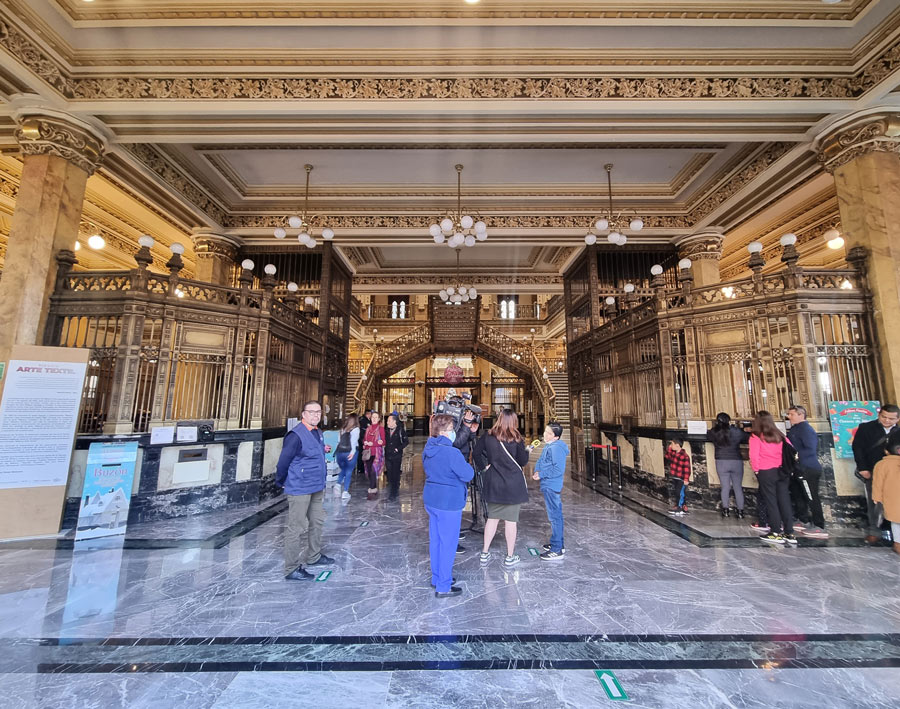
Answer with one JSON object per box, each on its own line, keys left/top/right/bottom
{"left": 851, "top": 404, "right": 900, "bottom": 543}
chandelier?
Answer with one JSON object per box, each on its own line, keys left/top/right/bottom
{"left": 438, "top": 247, "right": 478, "bottom": 305}
{"left": 584, "top": 163, "right": 644, "bottom": 246}
{"left": 428, "top": 164, "right": 487, "bottom": 248}
{"left": 273, "top": 164, "right": 334, "bottom": 248}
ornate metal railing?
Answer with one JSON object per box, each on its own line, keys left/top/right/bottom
{"left": 567, "top": 261, "right": 876, "bottom": 428}
{"left": 46, "top": 255, "right": 346, "bottom": 434}
{"left": 478, "top": 324, "right": 556, "bottom": 418}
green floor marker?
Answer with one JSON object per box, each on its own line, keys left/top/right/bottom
{"left": 359, "top": 521, "right": 369, "bottom": 527}
{"left": 315, "top": 570, "right": 332, "bottom": 582}
{"left": 595, "top": 670, "right": 628, "bottom": 701}
{"left": 527, "top": 547, "right": 539, "bottom": 556}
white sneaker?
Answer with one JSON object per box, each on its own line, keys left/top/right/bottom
{"left": 341, "top": 491, "right": 351, "bottom": 500}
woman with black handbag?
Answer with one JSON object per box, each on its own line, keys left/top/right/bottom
{"left": 474, "top": 409, "right": 531, "bottom": 567}
{"left": 384, "top": 413, "right": 409, "bottom": 501}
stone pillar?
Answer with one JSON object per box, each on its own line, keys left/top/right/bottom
{"left": 191, "top": 229, "right": 239, "bottom": 285}
{"left": 675, "top": 230, "right": 724, "bottom": 288}
{"left": 0, "top": 109, "right": 106, "bottom": 360}
{"left": 818, "top": 111, "right": 900, "bottom": 401}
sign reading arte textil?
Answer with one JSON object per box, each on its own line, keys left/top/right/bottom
{"left": 76, "top": 442, "right": 139, "bottom": 540}
{"left": 829, "top": 400, "right": 880, "bottom": 459}
{"left": 0, "top": 359, "right": 88, "bottom": 490}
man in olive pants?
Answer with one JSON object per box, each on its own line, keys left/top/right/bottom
{"left": 276, "top": 401, "right": 335, "bottom": 580}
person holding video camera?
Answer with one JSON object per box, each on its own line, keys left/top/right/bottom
{"left": 474, "top": 409, "right": 531, "bottom": 567}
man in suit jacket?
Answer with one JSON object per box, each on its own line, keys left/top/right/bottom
{"left": 852, "top": 404, "right": 900, "bottom": 543}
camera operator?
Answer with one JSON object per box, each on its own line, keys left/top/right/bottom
{"left": 453, "top": 408, "right": 480, "bottom": 461}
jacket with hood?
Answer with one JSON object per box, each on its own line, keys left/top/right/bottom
{"left": 422, "top": 435, "right": 475, "bottom": 510}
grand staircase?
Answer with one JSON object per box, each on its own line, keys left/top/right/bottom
{"left": 547, "top": 371, "right": 571, "bottom": 446}
{"left": 344, "top": 371, "right": 363, "bottom": 415}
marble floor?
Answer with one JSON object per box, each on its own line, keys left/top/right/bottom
{"left": 1, "top": 437, "right": 899, "bottom": 708}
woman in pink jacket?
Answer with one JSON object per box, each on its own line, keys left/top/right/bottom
{"left": 749, "top": 411, "right": 797, "bottom": 545}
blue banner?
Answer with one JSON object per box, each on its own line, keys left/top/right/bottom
{"left": 75, "top": 441, "right": 139, "bottom": 540}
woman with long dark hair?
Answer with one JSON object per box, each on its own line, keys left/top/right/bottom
{"left": 708, "top": 412, "right": 749, "bottom": 518}
{"left": 749, "top": 410, "right": 796, "bottom": 545}
{"left": 362, "top": 411, "right": 385, "bottom": 501}
{"left": 334, "top": 413, "right": 360, "bottom": 501}
{"left": 384, "top": 413, "right": 409, "bottom": 501}
{"left": 474, "top": 409, "right": 531, "bottom": 567}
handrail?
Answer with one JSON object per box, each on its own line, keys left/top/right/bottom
{"left": 478, "top": 323, "right": 556, "bottom": 418}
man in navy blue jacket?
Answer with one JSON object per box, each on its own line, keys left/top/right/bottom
{"left": 276, "top": 400, "right": 335, "bottom": 580}
{"left": 786, "top": 405, "right": 828, "bottom": 539}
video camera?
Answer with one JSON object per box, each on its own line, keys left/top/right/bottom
{"left": 434, "top": 389, "right": 482, "bottom": 427}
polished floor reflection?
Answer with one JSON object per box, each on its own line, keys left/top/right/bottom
{"left": 1, "top": 437, "right": 899, "bottom": 707}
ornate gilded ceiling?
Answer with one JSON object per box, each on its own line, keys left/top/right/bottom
{"left": 0, "top": 0, "right": 898, "bottom": 289}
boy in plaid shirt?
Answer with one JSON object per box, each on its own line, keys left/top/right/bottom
{"left": 664, "top": 437, "right": 692, "bottom": 516}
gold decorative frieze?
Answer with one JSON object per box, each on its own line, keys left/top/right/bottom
{"left": 14, "top": 114, "right": 105, "bottom": 176}
{"left": 353, "top": 274, "right": 561, "bottom": 287}
{"left": 120, "top": 143, "right": 227, "bottom": 225}
{"left": 817, "top": 112, "right": 900, "bottom": 173}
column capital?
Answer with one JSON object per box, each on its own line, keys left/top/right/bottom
{"left": 190, "top": 229, "right": 240, "bottom": 260}
{"left": 13, "top": 108, "right": 107, "bottom": 176}
{"left": 675, "top": 229, "right": 724, "bottom": 262}
{"left": 816, "top": 111, "right": 900, "bottom": 174}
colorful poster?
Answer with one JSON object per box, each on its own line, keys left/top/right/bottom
{"left": 0, "top": 359, "right": 88, "bottom": 490}
{"left": 75, "top": 441, "right": 139, "bottom": 540}
{"left": 828, "top": 400, "right": 880, "bottom": 459}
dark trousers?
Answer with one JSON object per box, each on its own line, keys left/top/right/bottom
{"left": 757, "top": 467, "right": 794, "bottom": 535}
{"left": 862, "top": 476, "right": 883, "bottom": 536}
{"left": 385, "top": 456, "right": 402, "bottom": 498}
{"left": 364, "top": 457, "right": 380, "bottom": 489}
{"left": 791, "top": 467, "right": 825, "bottom": 529}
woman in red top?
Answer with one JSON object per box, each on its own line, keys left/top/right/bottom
{"left": 749, "top": 410, "right": 797, "bottom": 545}
{"left": 362, "top": 411, "right": 386, "bottom": 500}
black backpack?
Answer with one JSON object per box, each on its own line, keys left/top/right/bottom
{"left": 781, "top": 440, "right": 800, "bottom": 477}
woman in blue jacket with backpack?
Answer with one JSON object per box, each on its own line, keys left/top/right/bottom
{"left": 422, "top": 413, "right": 474, "bottom": 598}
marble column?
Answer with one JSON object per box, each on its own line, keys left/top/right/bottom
{"left": 191, "top": 229, "right": 240, "bottom": 285}
{"left": 675, "top": 230, "right": 724, "bottom": 288}
{"left": 0, "top": 109, "right": 106, "bottom": 361}
{"left": 818, "top": 111, "right": 900, "bottom": 402}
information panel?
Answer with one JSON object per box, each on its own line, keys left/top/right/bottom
{"left": 828, "top": 400, "right": 880, "bottom": 459}
{"left": 0, "top": 358, "right": 88, "bottom": 490}
{"left": 75, "top": 441, "right": 139, "bottom": 540}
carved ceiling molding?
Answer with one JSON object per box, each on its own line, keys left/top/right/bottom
{"left": 353, "top": 274, "right": 562, "bottom": 286}
{"left": 50, "top": 0, "right": 876, "bottom": 23}
{"left": 64, "top": 67, "right": 898, "bottom": 102}
{"left": 196, "top": 142, "right": 728, "bottom": 151}
{"left": 817, "top": 111, "right": 900, "bottom": 173}
{"left": 14, "top": 113, "right": 106, "bottom": 176}
{"left": 120, "top": 143, "right": 227, "bottom": 225}
{"left": 686, "top": 142, "right": 794, "bottom": 223}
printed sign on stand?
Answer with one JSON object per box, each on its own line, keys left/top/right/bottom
{"left": 828, "top": 400, "right": 880, "bottom": 459}
{"left": 75, "top": 441, "right": 139, "bottom": 540}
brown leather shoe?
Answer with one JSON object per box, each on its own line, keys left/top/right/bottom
{"left": 893, "top": 542, "right": 900, "bottom": 555}
{"left": 865, "top": 534, "right": 880, "bottom": 544}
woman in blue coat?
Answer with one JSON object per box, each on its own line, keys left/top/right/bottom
{"left": 422, "top": 413, "right": 474, "bottom": 597}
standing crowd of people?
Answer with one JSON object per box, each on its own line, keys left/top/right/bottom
{"left": 275, "top": 397, "right": 900, "bottom": 588}
{"left": 275, "top": 401, "right": 571, "bottom": 592}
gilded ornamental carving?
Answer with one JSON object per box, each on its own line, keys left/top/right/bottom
{"left": 817, "top": 112, "right": 900, "bottom": 173}
{"left": 14, "top": 114, "right": 106, "bottom": 176}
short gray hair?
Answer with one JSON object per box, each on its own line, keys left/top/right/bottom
{"left": 789, "top": 405, "right": 807, "bottom": 419}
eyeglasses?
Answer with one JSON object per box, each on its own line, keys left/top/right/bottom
{"left": 304, "top": 409, "right": 322, "bottom": 415}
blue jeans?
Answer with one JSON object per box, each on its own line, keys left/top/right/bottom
{"left": 542, "top": 488, "right": 564, "bottom": 553}
{"left": 425, "top": 505, "right": 462, "bottom": 592}
{"left": 336, "top": 451, "right": 355, "bottom": 491}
